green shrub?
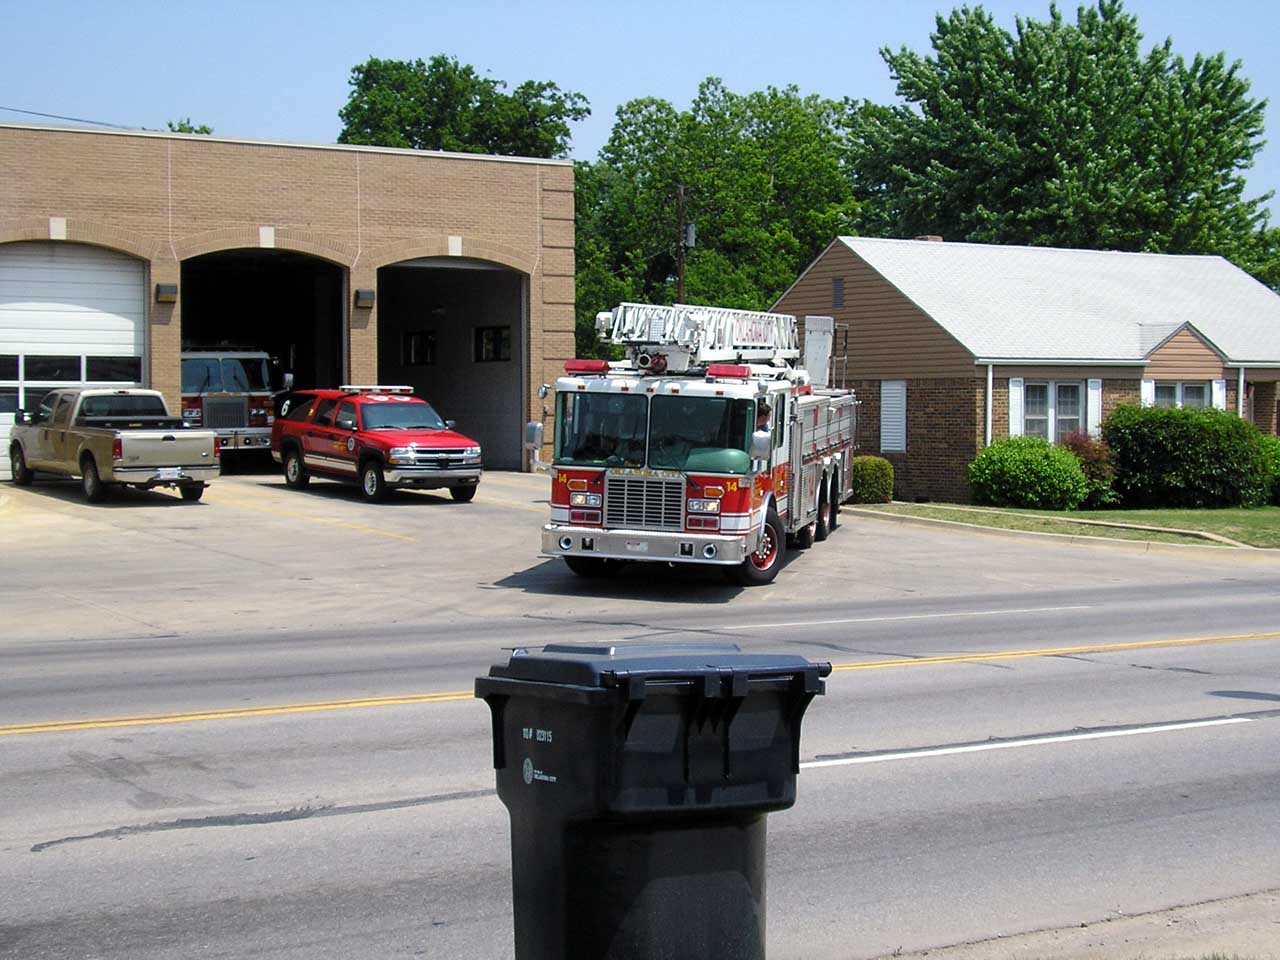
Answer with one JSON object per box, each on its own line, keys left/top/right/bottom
{"left": 849, "top": 455, "right": 894, "bottom": 503}
{"left": 1259, "top": 434, "right": 1280, "bottom": 506}
{"left": 1060, "top": 431, "right": 1119, "bottom": 508}
{"left": 1102, "top": 406, "right": 1270, "bottom": 508}
{"left": 968, "top": 437, "right": 1089, "bottom": 510}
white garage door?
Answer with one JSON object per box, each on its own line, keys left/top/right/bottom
{"left": 0, "top": 242, "right": 146, "bottom": 433}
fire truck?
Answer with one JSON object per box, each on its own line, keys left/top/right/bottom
{"left": 180, "top": 350, "right": 276, "bottom": 451}
{"left": 532, "top": 302, "right": 857, "bottom": 585}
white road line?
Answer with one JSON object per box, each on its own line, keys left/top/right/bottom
{"left": 801, "top": 717, "right": 1255, "bottom": 770}
{"left": 731, "top": 605, "right": 1092, "bottom": 630}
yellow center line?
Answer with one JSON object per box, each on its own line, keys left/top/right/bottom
{"left": 4, "top": 630, "right": 1277, "bottom": 738}
{"left": 206, "top": 497, "right": 416, "bottom": 542}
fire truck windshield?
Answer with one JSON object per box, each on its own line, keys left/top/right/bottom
{"left": 648, "top": 395, "right": 754, "bottom": 473}
{"left": 180, "top": 358, "right": 270, "bottom": 393}
{"left": 222, "top": 358, "right": 269, "bottom": 391}
{"left": 362, "top": 401, "right": 446, "bottom": 431}
{"left": 555, "top": 393, "right": 648, "bottom": 467}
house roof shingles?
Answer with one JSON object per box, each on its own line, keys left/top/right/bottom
{"left": 839, "top": 236, "right": 1280, "bottom": 364}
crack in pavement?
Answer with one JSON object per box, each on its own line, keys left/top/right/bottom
{"left": 30, "top": 787, "right": 496, "bottom": 853}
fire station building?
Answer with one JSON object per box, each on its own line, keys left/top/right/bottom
{"left": 0, "top": 122, "right": 576, "bottom": 469}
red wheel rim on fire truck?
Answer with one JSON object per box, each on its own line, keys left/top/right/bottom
{"left": 751, "top": 522, "right": 779, "bottom": 571}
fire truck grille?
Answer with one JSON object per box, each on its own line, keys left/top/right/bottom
{"left": 203, "top": 397, "right": 247, "bottom": 429}
{"left": 604, "top": 476, "right": 684, "bottom": 531}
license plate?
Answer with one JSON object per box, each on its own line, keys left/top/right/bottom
{"left": 157, "top": 467, "right": 181, "bottom": 480}
{"left": 624, "top": 541, "right": 649, "bottom": 553}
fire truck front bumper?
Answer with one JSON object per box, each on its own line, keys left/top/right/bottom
{"left": 541, "top": 524, "right": 753, "bottom": 566}
{"left": 215, "top": 428, "right": 273, "bottom": 451}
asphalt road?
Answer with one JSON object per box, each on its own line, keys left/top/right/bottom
{"left": 2, "top": 470, "right": 1279, "bottom": 959}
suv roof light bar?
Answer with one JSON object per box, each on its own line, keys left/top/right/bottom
{"left": 338, "top": 384, "right": 415, "bottom": 394}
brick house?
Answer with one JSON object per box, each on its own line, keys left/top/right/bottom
{"left": 0, "top": 122, "right": 575, "bottom": 468}
{"left": 774, "top": 237, "right": 1280, "bottom": 502}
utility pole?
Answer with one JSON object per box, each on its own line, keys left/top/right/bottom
{"left": 676, "top": 184, "right": 686, "bottom": 304}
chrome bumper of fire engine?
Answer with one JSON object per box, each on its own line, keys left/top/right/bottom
{"left": 383, "top": 466, "right": 483, "bottom": 485}
{"left": 213, "top": 429, "right": 272, "bottom": 450}
{"left": 541, "top": 524, "right": 753, "bottom": 565}
{"left": 111, "top": 465, "right": 220, "bottom": 485}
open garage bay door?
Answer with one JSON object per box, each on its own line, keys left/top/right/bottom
{"left": 0, "top": 242, "right": 145, "bottom": 434}
{"left": 181, "top": 250, "right": 344, "bottom": 392}
{"left": 378, "top": 259, "right": 526, "bottom": 470}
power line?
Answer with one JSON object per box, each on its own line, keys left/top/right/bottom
{"left": 0, "top": 105, "right": 141, "bottom": 131}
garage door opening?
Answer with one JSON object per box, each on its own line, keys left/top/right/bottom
{"left": 377, "top": 259, "right": 526, "bottom": 470}
{"left": 181, "top": 250, "right": 344, "bottom": 391}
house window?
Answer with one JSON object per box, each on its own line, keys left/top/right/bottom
{"left": 474, "top": 326, "right": 512, "bottom": 363}
{"left": 402, "top": 331, "right": 436, "bottom": 366}
{"left": 1154, "top": 381, "right": 1210, "bottom": 409}
{"left": 832, "top": 277, "right": 844, "bottom": 309}
{"left": 880, "top": 380, "right": 906, "bottom": 452}
{"left": 1024, "top": 381, "right": 1085, "bottom": 442}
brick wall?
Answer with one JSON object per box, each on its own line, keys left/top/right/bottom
{"left": 850, "top": 377, "right": 983, "bottom": 502}
{"left": 0, "top": 124, "right": 573, "bottom": 447}
{"left": 1255, "top": 381, "right": 1279, "bottom": 435}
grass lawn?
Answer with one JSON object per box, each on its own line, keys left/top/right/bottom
{"left": 857, "top": 502, "right": 1280, "bottom": 548}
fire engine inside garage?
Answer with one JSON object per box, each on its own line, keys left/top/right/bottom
{"left": 0, "top": 122, "right": 577, "bottom": 475}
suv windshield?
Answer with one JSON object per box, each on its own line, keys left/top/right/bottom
{"left": 361, "top": 401, "right": 446, "bottom": 431}
{"left": 555, "top": 393, "right": 648, "bottom": 467}
{"left": 648, "top": 395, "right": 754, "bottom": 473}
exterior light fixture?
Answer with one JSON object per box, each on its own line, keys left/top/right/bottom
{"left": 354, "top": 288, "right": 376, "bottom": 308}
{"left": 155, "top": 283, "right": 178, "bottom": 303}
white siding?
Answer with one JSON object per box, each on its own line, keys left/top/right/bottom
{"left": 880, "top": 380, "right": 906, "bottom": 452}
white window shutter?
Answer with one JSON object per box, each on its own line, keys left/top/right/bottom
{"left": 1140, "top": 379, "right": 1155, "bottom": 407}
{"left": 1087, "top": 379, "right": 1103, "bottom": 437}
{"left": 1212, "top": 379, "right": 1227, "bottom": 410}
{"left": 1008, "top": 378, "right": 1024, "bottom": 437}
{"left": 880, "top": 380, "right": 906, "bottom": 452}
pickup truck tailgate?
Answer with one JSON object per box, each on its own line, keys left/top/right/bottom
{"left": 119, "top": 430, "right": 215, "bottom": 469}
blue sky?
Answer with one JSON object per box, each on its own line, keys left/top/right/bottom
{"left": 5, "top": 0, "right": 1279, "bottom": 217}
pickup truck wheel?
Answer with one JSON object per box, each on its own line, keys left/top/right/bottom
{"left": 283, "top": 447, "right": 309, "bottom": 489}
{"left": 80, "top": 457, "right": 108, "bottom": 503}
{"left": 449, "top": 484, "right": 477, "bottom": 502}
{"left": 731, "top": 508, "right": 786, "bottom": 586}
{"left": 563, "top": 557, "right": 623, "bottom": 578}
{"left": 179, "top": 483, "right": 206, "bottom": 502}
{"left": 360, "top": 460, "right": 387, "bottom": 502}
{"left": 9, "top": 445, "right": 33, "bottom": 486}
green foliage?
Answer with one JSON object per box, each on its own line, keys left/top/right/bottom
{"left": 167, "top": 117, "right": 212, "bottom": 134}
{"left": 968, "top": 437, "right": 1089, "bottom": 509}
{"left": 849, "top": 456, "right": 895, "bottom": 503}
{"left": 573, "top": 78, "right": 858, "bottom": 352}
{"left": 338, "top": 55, "right": 589, "bottom": 159}
{"left": 848, "top": 1, "right": 1279, "bottom": 287}
{"left": 1256, "top": 434, "right": 1280, "bottom": 505}
{"left": 1102, "top": 405, "right": 1271, "bottom": 507}
{"left": 1060, "top": 431, "right": 1119, "bottom": 508}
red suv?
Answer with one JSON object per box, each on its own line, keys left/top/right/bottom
{"left": 270, "top": 386, "right": 482, "bottom": 502}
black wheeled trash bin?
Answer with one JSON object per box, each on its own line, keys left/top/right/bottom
{"left": 475, "top": 641, "right": 830, "bottom": 960}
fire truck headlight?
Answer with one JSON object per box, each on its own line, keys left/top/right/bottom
{"left": 687, "top": 498, "right": 721, "bottom": 514}
{"left": 569, "top": 493, "right": 602, "bottom": 508}
{"left": 388, "top": 446, "right": 417, "bottom": 465}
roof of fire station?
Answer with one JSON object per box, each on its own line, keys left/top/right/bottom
{"left": 783, "top": 236, "right": 1280, "bottom": 366}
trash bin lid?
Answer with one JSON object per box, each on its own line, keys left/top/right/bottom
{"left": 485, "top": 641, "right": 829, "bottom": 692}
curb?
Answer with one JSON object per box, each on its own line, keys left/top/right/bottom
{"left": 845, "top": 507, "right": 1275, "bottom": 556}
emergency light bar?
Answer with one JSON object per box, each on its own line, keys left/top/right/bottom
{"left": 338, "top": 384, "right": 414, "bottom": 394}
{"left": 564, "top": 360, "right": 610, "bottom": 375}
{"left": 706, "top": 364, "right": 752, "bottom": 380}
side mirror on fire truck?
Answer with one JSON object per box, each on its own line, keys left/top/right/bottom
{"left": 525, "top": 421, "right": 548, "bottom": 474}
{"left": 749, "top": 429, "right": 772, "bottom": 462}
{"left": 537, "top": 383, "right": 550, "bottom": 400}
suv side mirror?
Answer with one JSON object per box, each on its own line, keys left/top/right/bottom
{"left": 282, "top": 372, "right": 295, "bottom": 391}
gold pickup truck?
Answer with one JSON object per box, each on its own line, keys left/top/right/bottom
{"left": 8, "top": 388, "right": 220, "bottom": 503}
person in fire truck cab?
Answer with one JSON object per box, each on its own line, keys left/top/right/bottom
{"left": 756, "top": 400, "right": 772, "bottom": 431}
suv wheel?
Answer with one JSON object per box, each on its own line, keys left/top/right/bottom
{"left": 283, "top": 447, "right": 309, "bottom": 489}
{"left": 360, "top": 460, "right": 387, "bottom": 502}
{"left": 450, "top": 484, "right": 477, "bottom": 502}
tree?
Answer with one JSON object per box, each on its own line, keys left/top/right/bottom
{"left": 848, "top": 0, "right": 1278, "bottom": 283}
{"left": 337, "top": 55, "right": 589, "bottom": 159}
{"left": 575, "top": 79, "right": 857, "bottom": 355}
{"left": 167, "top": 117, "right": 212, "bottom": 134}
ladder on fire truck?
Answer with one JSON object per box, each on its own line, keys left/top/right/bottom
{"left": 596, "top": 302, "right": 800, "bottom": 372}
